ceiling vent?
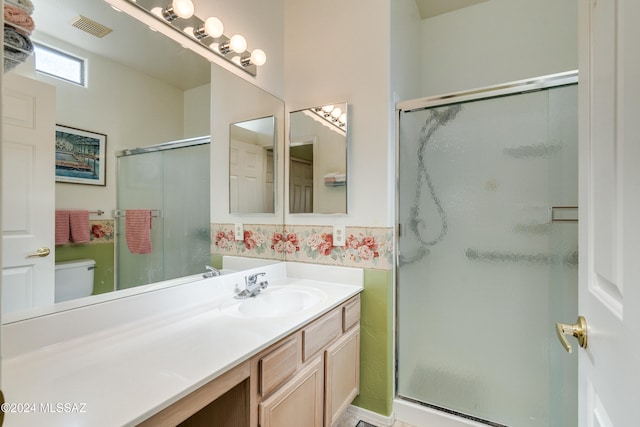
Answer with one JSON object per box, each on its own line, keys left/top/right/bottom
{"left": 70, "top": 15, "right": 113, "bottom": 38}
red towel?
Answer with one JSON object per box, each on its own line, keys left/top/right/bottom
{"left": 125, "top": 210, "right": 152, "bottom": 254}
{"left": 69, "top": 210, "right": 90, "bottom": 243}
{"left": 55, "top": 210, "right": 70, "bottom": 245}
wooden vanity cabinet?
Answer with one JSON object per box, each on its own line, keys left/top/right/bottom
{"left": 324, "top": 326, "right": 360, "bottom": 426}
{"left": 258, "top": 355, "right": 324, "bottom": 427}
{"left": 141, "top": 294, "right": 360, "bottom": 427}
{"left": 251, "top": 294, "right": 361, "bottom": 427}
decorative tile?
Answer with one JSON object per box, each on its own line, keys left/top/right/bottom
{"left": 211, "top": 224, "right": 285, "bottom": 261}
{"left": 211, "top": 223, "right": 393, "bottom": 270}
{"left": 89, "top": 220, "right": 115, "bottom": 244}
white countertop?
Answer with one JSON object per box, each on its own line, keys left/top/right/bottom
{"left": 1, "top": 262, "right": 363, "bottom": 426}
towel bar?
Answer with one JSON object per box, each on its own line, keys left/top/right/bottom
{"left": 113, "top": 209, "right": 162, "bottom": 219}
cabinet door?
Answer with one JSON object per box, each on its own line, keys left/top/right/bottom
{"left": 259, "top": 356, "right": 323, "bottom": 427}
{"left": 324, "top": 327, "right": 360, "bottom": 427}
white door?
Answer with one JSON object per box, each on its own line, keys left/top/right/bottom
{"left": 229, "top": 139, "right": 265, "bottom": 213}
{"left": 576, "top": 0, "right": 640, "bottom": 425}
{"left": 2, "top": 74, "right": 56, "bottom": 314}
{"left": 289, "top": 158, "right": 313, "bottom": 213}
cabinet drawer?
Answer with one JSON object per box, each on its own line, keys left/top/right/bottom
{"left": 303, "top": 309, "right": 342, "bottom": 361}
{"left": 260, "top": 338, "right": 298, "bottom": 397}
{"left": 342, "top": 296, "right": 360, "bottom": 332}
{"left": 259, "top": 356, "right": 324, "bottom": 427}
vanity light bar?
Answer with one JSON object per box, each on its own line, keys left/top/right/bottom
{"left": 118, "top": 0, "right": 265, "bottom": 76}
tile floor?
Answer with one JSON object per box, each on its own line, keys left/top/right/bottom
{"left": 335, "top": 411, "right": 416, "bottom": 427}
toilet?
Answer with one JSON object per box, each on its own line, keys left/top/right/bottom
{"left": 54, "top": 259, "right": 96, "bottom": 303}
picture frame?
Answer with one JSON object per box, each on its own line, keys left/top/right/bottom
{"left": 55, "top": 125, "right": 107, "bottom": 186}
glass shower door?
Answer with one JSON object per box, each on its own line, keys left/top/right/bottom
{"left": 397, "top": 83, "right": 578, "bottom": 426}
{"left": 116, "top": 142, "right": 210, "bottom": 290}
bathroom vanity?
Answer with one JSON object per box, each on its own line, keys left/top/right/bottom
{"left": 1, "top": 262, "right": 362, "bottom": 426}
{"left": 142, "top": 293, "right": 360, "bottom": 427}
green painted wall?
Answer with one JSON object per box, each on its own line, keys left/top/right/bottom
{"left": 353, "top": 269, "right": 394, "bottom": 416}
{"left": 55, "top": 243, "right": 115, "bottom": 295}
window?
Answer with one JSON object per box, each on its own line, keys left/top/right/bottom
{"left": 33, "top": 43, "right": 86, "bottom": 86}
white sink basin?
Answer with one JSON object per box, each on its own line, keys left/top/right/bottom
{"left": 220, "top": 286, "right": 326, "bottom": 318}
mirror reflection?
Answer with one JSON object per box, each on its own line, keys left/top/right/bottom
{"left": 229, "top": 116, "right": 276, "bottom": 214}
{"left": 289, "top": 103, "right": 348, "bottom": 214}
{"left": 1, "top": 0, "right": 285, "bottom": 322}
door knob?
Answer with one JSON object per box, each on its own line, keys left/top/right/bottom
{"left": 556, "top": 316, "right": 588, "bottom": 353}
{"left": 26, "top": 247, "right": 51, "bottom": 258}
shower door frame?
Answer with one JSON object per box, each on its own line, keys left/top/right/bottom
{"left": 394, "top": 70, "right": 579, "bottom": 425}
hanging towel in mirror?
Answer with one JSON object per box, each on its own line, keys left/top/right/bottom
{"left": 55, "top": 210, "right": 70, "bottom": 245}
{"left": 69, "top": 210, "right": 90, "bottom": 243}
{"left": 125, "top": 210, "right": 152, "bottom": 254}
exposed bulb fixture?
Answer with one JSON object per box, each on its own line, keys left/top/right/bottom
{"left": 307, "top": 103, "right": 347, "bottom": 131}
{"left": 241, "top": 48, "right": 267, "bottom": 67}
{"left": 230, "top": 34, "right": 247, "bottom": 53}
{"left": 126, "top": 0, "right": 265, "bottom": 75}
{"left": 322, "top": 105, "right": 334, "bottom": 116}
{"left": 220, "top": 34, "right": 247, "bottom": 54}
{"left": 162, "top": 0, "right": 194, "bottom": 22}
{"left": 193, "top": 16, "right": 224, "bottom": 39}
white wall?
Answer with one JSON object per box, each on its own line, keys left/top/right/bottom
{"left": 194, "top": 0, "right": 284, "bottom": 99}
{"left": 22, "top": 34, "right": 209, "bottom": 215}
{"left": 284, "top": 0, "right": 393, "bottom": 227}
{"left": 390, "top": 0, "right": 423, "bottom": 104}
{"left": 184, "top": 84, "right": 212, "bottom": 138}
{"left": 419, "top": 0, "right": 578, "bottom": 97}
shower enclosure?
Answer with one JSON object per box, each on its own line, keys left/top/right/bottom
{"left": 116, "top": 137, "right": 210, "bottom": 290}
{"left": 396, "top": 72, "right": 578, "bottom": 427}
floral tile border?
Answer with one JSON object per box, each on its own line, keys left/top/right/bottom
{"left": 89, "top": 220, "right": 115, "bottom": 244}
{"left": 211, "top": 223, "right": 394, "bottom": 270}
{"left": 55, "top": 220, "right": 115, "bottom": 246}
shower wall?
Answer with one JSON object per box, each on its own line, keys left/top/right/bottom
{"left": 397, "top": 84, "right": 578, "bottom": 426}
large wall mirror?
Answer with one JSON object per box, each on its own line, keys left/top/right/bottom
{"left": 289, "top": 103, "right": 348, "bottom": 214}
{"left": 2, "top": 0, "right": 284, "bottom": 323}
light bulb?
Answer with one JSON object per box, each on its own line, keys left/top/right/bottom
{"left": 339, "top": 113, "right": 347, "bottom": 124}
{"left": 151, "top": 6, "right": 163, "bottom": 16}
{"left": 331, "top": 107, "right": 342, "bottom": 119}
{"left": 229, "top": 34, "right": 247, "bottom": 53}
{"left": 204, "top": 17, "right": 224, "bottom": 38}
{"left": 322, "top": 105, "right": 334, "bottom": 114}
{"left": 172, "top": 0, "right": 194, "bottom": 19}
{"left": 250, "top": 49, "right": 267, "bottom": 66}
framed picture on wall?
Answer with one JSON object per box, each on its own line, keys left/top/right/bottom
{"left": 55, "top": 125, "right": 107, "bottom": 186}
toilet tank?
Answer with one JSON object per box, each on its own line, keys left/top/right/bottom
{"left": 54, "top": 259, "right": 96, "bottom": 303}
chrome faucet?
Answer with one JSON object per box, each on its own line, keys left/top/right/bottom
{"left": 235, "top": 272, "right": 268, "bottom": 299}
{"left": 203, "top": 265, "right": 222, "bottom": 278}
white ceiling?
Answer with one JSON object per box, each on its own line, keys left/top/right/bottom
{"left": 415, "top": 0, "right": 490, "bottom": 19}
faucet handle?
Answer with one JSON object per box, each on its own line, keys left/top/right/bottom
{"left": 246, "top": 271, "right": 266, "bottom": 284}
{"left": 203, "top": 265, "right": 221, "bottom": 278}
